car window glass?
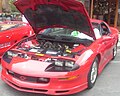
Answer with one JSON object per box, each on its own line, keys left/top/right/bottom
{"left": 41, "top": 28, "right": 93, "bottom": 41}
{"left": 0, "top": 24, "right": 16, "bottom": 31}
{"left": 42, "top": 28, "right": 74, "bottom": 36}
{"left": 92, "top": 22, "right": 100, "bottom": 30}
{"left": 101, "top": 23, "right": 110, "bottom": 35}
{"left": 0, "top": 24, "right": 24, "bottom": 31}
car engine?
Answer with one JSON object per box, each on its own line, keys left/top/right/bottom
{"left": 17, "top": 39, "right": 79, "bottom": 57}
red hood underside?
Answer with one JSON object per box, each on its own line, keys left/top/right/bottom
{"left": 14, "top": 0, "right": 95, "bottom": 39}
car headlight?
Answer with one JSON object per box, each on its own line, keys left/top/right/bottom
{"left": 7, "top": 50, "right": 28, "bottom": 59}
{"left": 2, "top": 50, "right": 18, "bottom": 64}
{"left": 3, "top": 50, "right": 29, "bottom": 64}
{"left": 45, "top": 59, "right": 80, "bottom": 72}
{"left": 54, "top": 60, "right": 64, "bottom": 67}
{"left": 54, "top": 60, "right": 74, "bottom": 68}
{"left": 7, "top": 51, "right": 18, "bottom": 57}
{"left": 65, "top": 61, "right": 74, "bottom": 67}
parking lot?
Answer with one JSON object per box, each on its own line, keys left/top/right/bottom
{"left": 0, "top": 48, "right": 120, "bottom": 96}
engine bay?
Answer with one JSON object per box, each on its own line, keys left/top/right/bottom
{"left": 15, "top": 27, "right": 93, "bottom": 57}
{"left": 16, "top": 37, "right": 83, "bottom": 57}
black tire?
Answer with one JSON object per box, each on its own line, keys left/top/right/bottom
{"left": 112, "top": 44, "right": 117, "bottom": 60}
{"left": 88, "top": 57, "right": 99, "bottom": 89}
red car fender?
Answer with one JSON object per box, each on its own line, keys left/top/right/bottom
{"left": 76, "top": 49, "right": 94, "bottom": 65}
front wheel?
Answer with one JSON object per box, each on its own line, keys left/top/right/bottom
{"left": 88, "top": 57, "right": 98, "bottom": 89}
{"left": 112, "top": 44, "right": 117, "bottom": 60}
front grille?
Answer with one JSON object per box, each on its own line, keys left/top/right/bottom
{"left": 7, "top": 70, "right": 50, "bottom": 84}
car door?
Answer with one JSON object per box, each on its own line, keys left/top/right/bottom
{"left": 0, "top": 29, "right": 14, "bottom": 56}
{"left": 10, "top": 24, "right": 32, "bottom": 41}
{"left": 99, "top": 22, "right": 115, "bottom": 66}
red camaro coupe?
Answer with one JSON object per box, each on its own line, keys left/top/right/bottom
{"left": 1, "top": 0, "right": 119, "bottom": 95}
{"left": 0, "top": 21, "right": 33, "bottom": 57}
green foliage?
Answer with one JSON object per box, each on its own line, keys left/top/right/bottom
{"left": 9, "top": 0, "right": 19, "bottom": 12}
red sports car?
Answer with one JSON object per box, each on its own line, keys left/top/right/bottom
{"left": 0, "top": 21, "right": 33, "bottom": 57}
{"left": 1, "top": 0, "right": 119, "bottom": 95}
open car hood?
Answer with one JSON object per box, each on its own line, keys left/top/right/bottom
{"left": 14, "top": 0, "right": 95, "bottom": 39}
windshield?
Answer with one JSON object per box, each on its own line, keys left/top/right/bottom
{"left": 0, "top": 24, "right": 24, "bottom": 31}
{"left": 36, "top": 27, "right": 93, "bottom": 46}
{"left": 41, "top": 28, "right": 93, "bottom": 40}
{"left": 42, "top": 28, "right": 74, "bottom": 36}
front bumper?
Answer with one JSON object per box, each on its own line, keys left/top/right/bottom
{"left": 1, "top": 67, "right": 88, "bottom": 95}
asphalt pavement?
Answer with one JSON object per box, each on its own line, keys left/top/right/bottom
{"left": 0, "top": 40, "right": 120, "bottom": 96}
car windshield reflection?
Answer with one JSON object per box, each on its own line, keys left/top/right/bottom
{"left": 0, "top": 24, "right": 23, "bottom": 31}
{"left": 39, "top": 28, "right": 93, "bottom": 41}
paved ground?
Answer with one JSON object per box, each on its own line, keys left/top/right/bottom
{"left": 0, "top": 49, "right": 120, "bottom": 96}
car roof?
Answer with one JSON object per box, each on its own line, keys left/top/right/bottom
{"left": 90, "top": 19, "right": 104, "bottom": 24}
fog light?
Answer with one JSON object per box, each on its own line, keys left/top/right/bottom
{"left": 37, "top": 77, "right": 50, "bottom": 83}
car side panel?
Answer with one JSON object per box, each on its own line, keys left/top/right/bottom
{"left": 0, "top": 30, "right": 15, "bottom": 56}
{"left": 0, "top": 25, "right": 33, "bottom": 57}
{"left": 86, "top": 37, "right": 114, "bottom": 74}
{"left": 10, "top": 26, "right": 32, "bottom": 42}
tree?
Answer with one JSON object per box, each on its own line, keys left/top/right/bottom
{"left": 0, "top": 0, "right": 2, "bottom": 12}
{"left": 2, "top": 0, "right": 11, "bottom": 12}
{"left": 9, "top": 0, "right": 19, "bottom": 12}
